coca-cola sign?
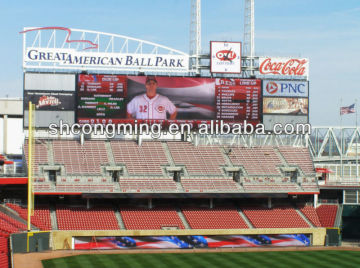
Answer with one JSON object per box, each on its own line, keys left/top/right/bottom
{"left": 259, "top": 57, "right": 309, "bottom": 77}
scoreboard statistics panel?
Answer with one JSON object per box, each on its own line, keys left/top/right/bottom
{"left": 215, "top": 78, "right": 261, "bottom": 124}
{"left": 77, "top": 74, "right": 127, "bottom": 123}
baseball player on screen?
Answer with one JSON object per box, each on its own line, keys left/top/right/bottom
{"left": 127, "top": 76, "right": 177, "bottom": 120}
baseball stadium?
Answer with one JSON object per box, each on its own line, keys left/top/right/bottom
{"left": 1, "top": 1, "right": 360, "bottom": 267}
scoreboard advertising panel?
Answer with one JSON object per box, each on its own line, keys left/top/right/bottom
{"left": 262, "top": 80, "right": 309, "bottom": 115}
{"left": 76, "top": 74, "right": 261, "bottom": 127}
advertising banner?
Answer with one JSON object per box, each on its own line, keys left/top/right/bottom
{"left": 210, "top": 41, "right": 241, "bottom": 73}
{"left": 263, "top": 80, "right": 308, "bottom": 97}
{"left": 77, "top": 75, "right": 261, "bottom": 127}
{"left": 74, "top": 234, "right": 310, "bottom": 250}
{"left": 259, "top": 57, "right": 309, "bottom": 77}
{"left": 263, "top": 97, "right": 308, "bottom": 115}
{"left": 24, "top": 91, "right": 75, "bottom": 111}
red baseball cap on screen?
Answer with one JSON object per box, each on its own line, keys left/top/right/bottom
{"left": 146, "top": 76, "right": 157, "bottom": 83}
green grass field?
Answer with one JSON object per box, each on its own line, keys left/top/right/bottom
{"left": 42, "top": 250, "right": 360, "bottom": 268}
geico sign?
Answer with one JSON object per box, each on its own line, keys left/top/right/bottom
{"left": 259, "top": 58, "right": 309, "bottom": 76}
{"left": 264, "top": 81, "right": 307, "bottom": 97}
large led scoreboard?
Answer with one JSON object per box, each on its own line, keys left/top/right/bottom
{"left": 77, "top": 75, "right": 261, "bottom": 126}
{"left": 23, "top": 72, "right": 308, "bottom": 129}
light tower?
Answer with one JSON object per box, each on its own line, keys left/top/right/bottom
{"left": 243, "top": 0, "right": 255, "bottom": 76}
{"left": 189, "top": 0, "right": 201, "bottom": 75}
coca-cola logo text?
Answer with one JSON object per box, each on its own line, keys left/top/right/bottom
{"left": 259, "top": 58, "right": 308, "bottom": 76}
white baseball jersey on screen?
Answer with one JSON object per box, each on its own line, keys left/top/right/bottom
{"left": 127, "top": 94, "right": 176, "bottom": 119}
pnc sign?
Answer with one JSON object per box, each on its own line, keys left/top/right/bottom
{"left": 263, "top": 80, "right": 308, "bottom": 97}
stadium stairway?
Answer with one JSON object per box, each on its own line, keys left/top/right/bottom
{"left": 114, "top": 209, "right": 126, "bottom": 229}
{"left": 295, "top": 207, "right": 315, "bottom": 228}
{"left": 50, "top": 205, "right": 58, "bottom": 230}
{"left": 161, "top": 142, "right": 185, "bottom": 192}
{"left": 273, "top": 147, "right": 289, "bottom": 166}
{"left": 176, "top": 208, "right": 191, "bottom": 229}
{"left": 161, "top": 142, "right": 176, "bottom": 166}
{"left": 46, "top": 140, "right": 54, "bottom": 165}
{"left": 334, "top": 204, "right": 343, "bottom": 228}
{"left": 104, "top": 141, "right": 116, "bottom": 165}
{"left": 237, "top": 208, "right": 254, "bottom": 228}
{"left": 175, "top": 181, "right": 185, "bottom": 192}
{"left": 220, "top": 146, "right": 236, "bottom": 167}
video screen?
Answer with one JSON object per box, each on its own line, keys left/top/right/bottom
{"left": 77, "top": 75, "right": 261, "bottom": 126}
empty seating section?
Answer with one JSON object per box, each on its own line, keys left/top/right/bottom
{"left": 119, "top": 177, "right": 177, "bottom": 192}
{"left": 316, "top": 204, "right": 338, "bottom": 227}
{"left": 0, "top": 212, "right": 26, "bottom": 232}
{"left": 242, "top": 184, "right": 300, "bottom": 193}
{"left": 24, "top": 140, "right": 49, "bottom": 174}
{"left": 55, "top": 184, "right": 114, "bottom": 192}
{"left": 241, "top": 206, "right": 309, "bottom": 228}
{"left": 111, "top": 141, "right": 168, "bottom": 175}
{"left": 301, "top": 184, "right": 319, "bottom": 193}
{"left": 120, "top": 207, "right": 185, "bottom": 230}
{"left": 167, "top": 142, "right": 225, "bottom": 175}
{"left": 298, "top": 205, "right": 322, "bottom": 227}
{"left": 33, "top": 183, "right": 52, "bottom": 192}
{"left": 181, "top": 177, "right": 238, "bottom": 192}
{"left": 56, "top": 206, "right": 119, "bottom": 230}
{"left": 278, "top": 147, "right": 315, "bottom": 175}
{"left": 182, "top": 207, "right": 248, "bottom": 229}
{"left": 0, "top": 212, "right": 27, "bottom": 268}
{"left": 0, "top": 234, "right": 8, "bottom": 268}
{"left": 52, "top": 140, "right": 109, "bottom": 174}
{"left": 6, "top": 203, "right": 51, "bottom": 230}
{"left": 229, "top": 147, "right": 281, "bottom": 175}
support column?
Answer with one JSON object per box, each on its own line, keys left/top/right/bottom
{"left": 86, "top": 198, "right": 90, "bottom": 209}
{"left": 314, "top": 194, "right": 318, "bottom": 208}
{"left": 267, "top": 197, "right": 272, "bottom": 209}
{"left": 148, "top": 198, "right": 153, "bottom": 209}
{"left": 209, "top": 198, "right": 213, "bottom": 209}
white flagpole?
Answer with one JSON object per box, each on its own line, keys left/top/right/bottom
{"left": 340, "top": 98, "right": 343, "bottom": 181}
{"left": 356, "top": 99, "right": 358, "bottom": 181}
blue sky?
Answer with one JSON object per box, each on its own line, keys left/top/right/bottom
{"left": 0, "top": 0, "right": 359, "bottom": 126}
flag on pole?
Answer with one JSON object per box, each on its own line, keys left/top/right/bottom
{"left": 340, "top": 103, "right": 355, "bottom": 115}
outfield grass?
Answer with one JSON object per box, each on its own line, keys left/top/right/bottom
{"left": 42, "top": 250, "right": 360, "bottom": 268}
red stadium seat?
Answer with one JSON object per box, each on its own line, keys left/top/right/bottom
{"left": 120, "top": 207, "right": 185, "bottom": 230}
